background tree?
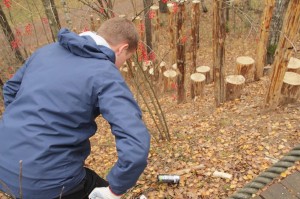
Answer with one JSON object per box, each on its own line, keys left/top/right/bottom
{"left": 266, "top": 0, "right": 290, "bottom": 64}
{"left": 255, "top": 0, "right": 275, "bottom": 80}
{"left": 0, "top": 4, "right": 24, "bottom": 63}
{"left": 213, "top": 0, "right": 226, "bottom": 106}
{"left": 143, "top": 0, "right": 153, "bottom": 54}
{"left": 265, "top": 0, "right": 300, "bottom": 109}
{"left": 42, "top": 0, "right": 61, "bottom": 42}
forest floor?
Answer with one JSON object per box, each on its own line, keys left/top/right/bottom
{"left": 85, "top": 2, "right": 300, "bottom": 199}
{"left": 1, "top": 1, "right": 300, "bottom": 199}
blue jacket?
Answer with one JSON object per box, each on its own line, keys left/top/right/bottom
{"left": 0, "top": 28, "right": 150, "bottom": 199}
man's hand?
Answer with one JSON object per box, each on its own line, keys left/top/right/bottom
{"left": 89, "top": 187, "right": 121, "bottom": 199}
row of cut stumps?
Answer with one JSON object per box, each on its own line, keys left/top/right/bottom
{"left": 120, "top": 56, "right": 300, "bottom": 103}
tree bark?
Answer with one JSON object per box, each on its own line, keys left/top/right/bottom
{"left": 167, "top": 3, "right": 176, "bottom": 64}
{"left": 266, "top": 0, "right": 290, "bottom": 64}
{"left": 42, "top": 0, "right": 61, "bottom": 42}
{"left": 213, "top": 0, "right": 226, "bottom": 106}
{"left": 191, "top": 0, "right": 200, "bottom": 73}
{"left": 265, "top": 0, "right": 300, "bottom": 109}
{"left": 143, "top": 0, "right": 153, "bottom": 54}
{"left": 176, "top": 2, "right": 186, "bottom": 104}
{"left": 50, "top": 0, "right": 61, "bottom": 29}
{"left": 201, "top": 0, "right": 208, "bottom": 13}
{"left": 159, "top": 0, "right": 169, "bottom": 13}
{"left": 0, "top": 5, "right": 24, "bottom": 63}
{"left": 255, "top": 0, "right": 275, "bottom": 81}
{"left": 60, "top": 0, "right": 73, "bottom": 28}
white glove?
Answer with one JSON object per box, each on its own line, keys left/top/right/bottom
{"left": 89, "top": 187, "right": 122, "bottom": 199}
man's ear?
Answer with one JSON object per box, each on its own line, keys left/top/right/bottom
{"left": 116, "top": 43, "right": 129, "bottom": 55}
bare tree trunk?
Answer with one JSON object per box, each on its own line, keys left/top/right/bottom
{"left": 266, "top": 0, "right": 290, "bottom": 64}
{"left": 143, "top": 0, "right": 153, "bottom": 54}
{"left": 61, "top": 0, "right": 73, "bottom": 28}
{"left": 226, "top": 3, "right": 230, "bottom": 22}
{"left": 50, "top": 0, "right": 61, "bottom": 29}
{"left": 0, "top": 4, "right": 24, "bottom": 63}
{"left": 265, "top": 0, "right": 300, "bottom": 109}
{"left": 191, "top": 0, "right": 200, "bottom": 73}
{"left": 213, "top": 0, "right": 226, "bottom": 106}
{"left": 176, "top": 2, "right": 186, "bottom": 104}
{"left": 201, "top": 0, "right": 208, "bottom": 13}
{"left": 42, "top": 0, "right": 61, "bottom": 42}
{"left": 159, "top": 0, "right": 169, "bottom": 13}
{"left": 255, "top": 0, "right": 275, "bottom": 80}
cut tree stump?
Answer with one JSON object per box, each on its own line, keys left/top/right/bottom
{"left": 225, "top": 75, "right": 245, "bottom": 101}
{"left": 163, "top": 69, "right": 177, "bottom": 92}
{"left": 235, "top": 56, "right": 255, "bottom": 83}
{"left": 196, "top": 66, "right": 211, "bottom": 83}
{"left": 287, "top": 57, "right": 300, "bottom": 74}
{"left": 190, "top": 73, "right": 206, "bottom": 99}
{"left": 280, "top": 72, "right": 300, "bottom": 104}
{"left": 264, "top": 65, "right": 272, "bottom": 76}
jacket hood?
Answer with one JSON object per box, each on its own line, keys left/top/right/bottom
{"left": 58, "top": 28, "right": 115, "bottom": 63}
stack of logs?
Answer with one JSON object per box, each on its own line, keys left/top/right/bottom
{"left": 120, "top": 56, "right": 300, "bottom": 104}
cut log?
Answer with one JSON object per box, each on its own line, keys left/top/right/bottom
{"left": 190, "top": 73, "right": 206, "bottom": 99}
{"left": 225, "top": 75, "right": 245, "bottom": 101}
{"left": 235, "top": 56, "right": 255, "bottom": 83}
{"left": 163, "top": 69, "right": 177, "bottom": 92}
{"left": 280, "top": 72, "right": 300, "bottom": 104}
{"left": 159, "top": 61, "right": 166, "bottom": 72}
{"left": 287, "top": 57, "right": 300, "bottom": 74}
{"left": 196, "top": 66, "right": 211, "bottom": 83}
{"left": 120, "top": 66, "right": 130, "bottom": 81}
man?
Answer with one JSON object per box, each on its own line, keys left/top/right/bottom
{"left": 0, "top": 17, "right": 150, "bottom": 199}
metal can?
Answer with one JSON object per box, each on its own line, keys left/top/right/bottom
{"left": 157, "top": 174, "right": 180, "bottom": 184}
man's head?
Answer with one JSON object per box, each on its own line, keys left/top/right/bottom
{"left": 97, "top": 17, "right": 139, "bottom": 68}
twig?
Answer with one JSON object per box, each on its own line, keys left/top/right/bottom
{"left": 59, "top": 186, "right": 65, "bottom": 199}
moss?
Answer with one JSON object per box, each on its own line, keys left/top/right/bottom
{"left": 267, "top": 44, "right": 277, "bottom": 56}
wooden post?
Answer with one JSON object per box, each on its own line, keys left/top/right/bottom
{"left": 196, "top": 66, "right": 211, "bottom": 83}
{"left": 225, "top": 75, "right": 245, "bottom": 101}
{"left": 191, "top": 0, "right": 200, "bottom": 73}
{"left": 90, "top": 15, "right": 95, "bottom": 31}
{"left": 287, "top": 57, "right": 300, "bottom": 74}
{"left": 159, "top": 61, "right": 167, "bottom": 82}
{"left": 235, "top": 56, "right": 255, "bottom": 83}
{"left": 190, "top": 73, "right": 206, "bottom": 99}
{"left": 133, "top": 16, "right": 145, "bottom": 42}
{"left": 163, "top": 69, "right": 177, "bottom": 92}
{"left": 167, "top": 3, "right": 176, "bottom": 64}
{"left": 280, "top": 72, "right": 300, "bottom": 104}
{"left": 213, "top": 0, "right": 226, "bottom": 106}
{"left": 265, "top": 0, "right": 300, "bottom": 109}
{"left": 176, "top": 2, "right": 187, "bottom": 103}
{"left": 150, "top": 5, "right": 160, "bottom": 44}
{"left": 255, "top": 0, "right": 275, "bottom": 81}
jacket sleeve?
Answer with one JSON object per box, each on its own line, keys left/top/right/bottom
{"left": 97, "top": 73, "right": 150, "bottom": 195}
{"left": 3, "top": 62, "right": 28, "bottom": 108}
